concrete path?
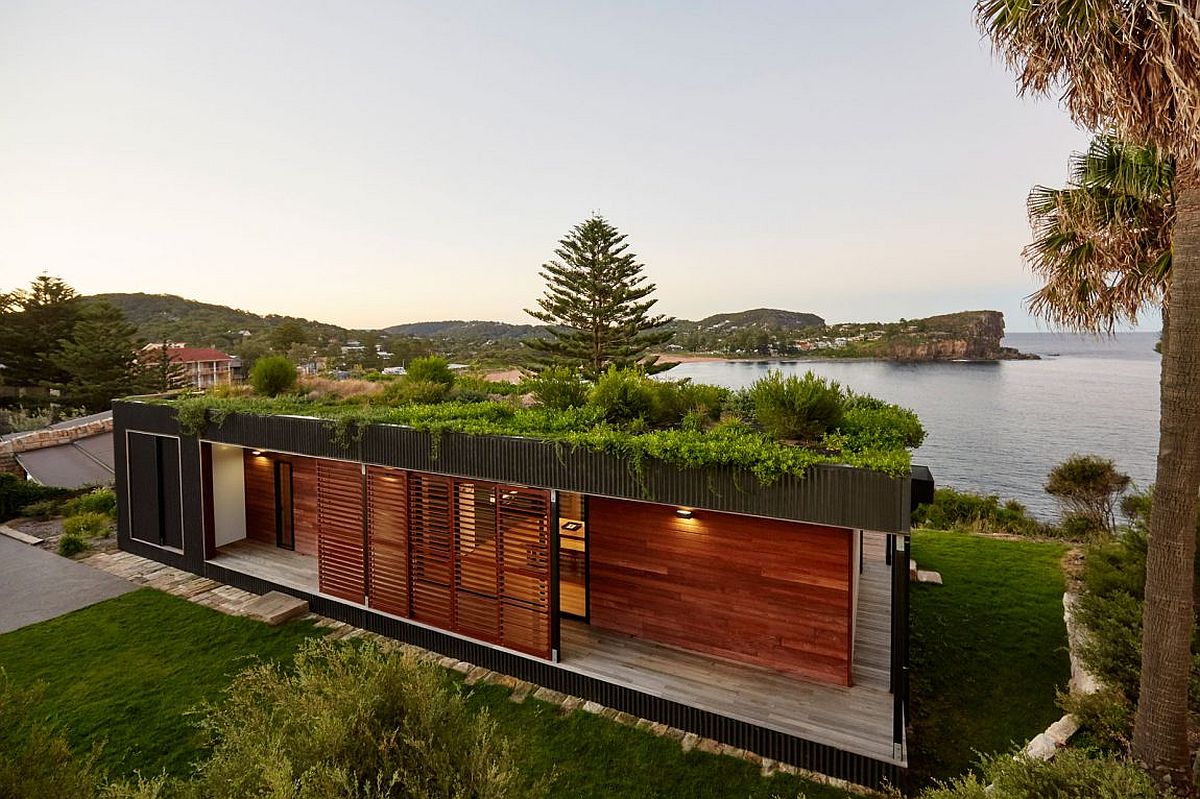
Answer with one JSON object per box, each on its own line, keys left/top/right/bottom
{"left": 0, "top": 535, "right": 134, "bottom": 634}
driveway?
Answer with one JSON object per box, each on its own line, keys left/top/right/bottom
{"left": 0, "top": 535, "right": 134, "bottom": 634}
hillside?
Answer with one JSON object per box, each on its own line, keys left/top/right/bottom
{"left": 91, "top": 293, "right": 354, "bottom": 349}
{"left": 383, "top": 319, "right": 546, "bottom": 340}
{"left": 795, "top": 310, "right": 1033, "bottom": 360}
{"left": 689, "top": 308, "right": 825, "bottom": 331}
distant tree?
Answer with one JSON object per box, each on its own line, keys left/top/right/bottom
{"left": 250, "top": 355, "right": 297, "bottom": 397}
{"left": 268, "top": 320, "right": 309, "bottom": 353}
{"left": 0, "top": 275, "right": 83, "bottom": 391}
{"left": 405, "top": 355, "right": 454, "bottom": 386}
{"left": 51, "top": 301, "right": 145, "bottom": 412}
{"left": 525, "top": 216, "right": 674, "bottom": 377}
{"left": 141, "top": 340, "right": 188, "bottom": 394}
{"left": 1045, "top": 455, "right": 1132, "bottom": 536}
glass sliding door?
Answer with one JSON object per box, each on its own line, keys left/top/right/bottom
{"left": 557, "top": 492, "right": 588, "bottom": 619}
{"left": 275, "top": 460, "right": 295, "bottom": 550}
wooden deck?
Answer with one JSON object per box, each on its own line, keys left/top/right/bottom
{"left": 206, "top": 532, "right": 901, "bottom": 764}
{"left": 209, "top": 539, "right": 318, "bottom": 593}
{"left": 559, "top": 530, "right": 900, "bottom": 764}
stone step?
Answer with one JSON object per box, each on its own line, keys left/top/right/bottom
{"left": 0, "top": 524, "right": 43, "bottom": 545}
{"left": 241, "top": 591, "right": 309, "bottom": 626}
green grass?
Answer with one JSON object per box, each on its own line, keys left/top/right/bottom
{"left": 0, "top": 588, "right": 321, "bottom": 778}
{"left": 908, "top": 529, "right": 1070, "bottom": 784}
{"left": 465, "top": 681, "right": 853, "bottom": 799}
{"left": 0, "top": 588, "right": 856, "bottom": 797}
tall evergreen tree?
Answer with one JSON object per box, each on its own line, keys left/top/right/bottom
{"left": 141, "top": 340, "right": 189, "bottom": 393}
{"left": 53, "top": 301, "right": 146, "bottom": 411}
{"left": 525, "top": 216, "right": 674, "bottom": 376}
{"left": 0, "top": 275, "right": 82, "bottom": 391}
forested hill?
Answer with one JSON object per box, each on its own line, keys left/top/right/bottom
{"left": 383, "top": 320, "right": 546, "bottom": 340}
{"left": 92, "top": 293, "right": 353, "bottom": 348}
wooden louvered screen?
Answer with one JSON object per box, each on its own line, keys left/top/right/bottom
{"left": 316, "top": 459, "right": 365, "bottom": 603}
{"left": 408, "top": 473, "right": 454, "bottom": 628}
{"left": 367, "top": 467, "right": 409, "bottom": 617}
{"left": 497, "top": 486, "right": 552, "bottom": 657}
{"left": 454, "top": 481, "right": 501, "bottom": 643}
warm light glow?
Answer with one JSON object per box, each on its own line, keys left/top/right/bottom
{"left": 251, "top": 450, "right": 263, "bottom": 456}
{"left": 675, "top": 508, "right": 693, "bottom": 519}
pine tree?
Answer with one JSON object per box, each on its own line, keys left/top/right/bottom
{"left": 0, "top": 275, "right": 83, "bottom": 391}
{"left": 142, "top": 340, "right": 189, "bottom": 393}
{"left": 524, "top": 216, "right": 674, "bottom": 376}
{"left": 52, "top": 301, "right": 146, "bottom": 411}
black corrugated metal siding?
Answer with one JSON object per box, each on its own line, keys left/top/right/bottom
{"left": 115, "top": 401, "right": 912, "bottom": 533}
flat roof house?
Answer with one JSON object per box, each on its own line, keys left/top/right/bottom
{"left": 114, "top": 399, "right": 932, "bottom": 791}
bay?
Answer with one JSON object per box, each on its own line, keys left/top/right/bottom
{"left": 664, "top": 332, "right": 1162, "bottom": 518}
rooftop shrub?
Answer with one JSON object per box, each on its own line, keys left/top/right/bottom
{"left": 589, "top": 366, "right": 655, "bottom": 423}
{"left": 527, "top": 366, "right": 589, "bottom": 411}
{"left": 249, "top": 355, "right": 297, "bottom": 397}
{"left": 405, "top": 355, "right": 455, "bottom": 387}
{"left": 747, "top": 370, "right": 845, "bottom": 445}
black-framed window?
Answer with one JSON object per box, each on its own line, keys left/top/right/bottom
{"left": 275, "top": 460, "right": 295, "bottom": 550}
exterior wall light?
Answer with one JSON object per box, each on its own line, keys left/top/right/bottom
{"left": 675, "top": 508, "right": 693, "bottom": 519}
{"left": 251, "top": 450, "right": 263, "bottom": 456}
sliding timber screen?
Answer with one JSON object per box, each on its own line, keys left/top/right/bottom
{"left": 367, "top": 467, "right": 409, "bottom": 617}
{"left": 316, "top": 459, "right": 366, "bottom": 603}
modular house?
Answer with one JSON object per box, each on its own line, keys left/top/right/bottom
{"left": 114, "top": 399, "right": 932, "bottom": 790}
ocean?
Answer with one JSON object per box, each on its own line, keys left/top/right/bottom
{"left": 664, "top": 332, "right": 1162, "bottom": 519}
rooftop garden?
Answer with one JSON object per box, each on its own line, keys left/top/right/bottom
{"left": 151, "top": 357, "right": 925, "bottom": 483}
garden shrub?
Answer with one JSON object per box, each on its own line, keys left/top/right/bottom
{"left": 63, "top": 511, "right": 112, "bottom": 539}
{"left": 528, "top": 366, "right": 590, "bottom": 410}
{"left": 0, "top": 473, "right": 69, "bottom": 521}
{"left": 63, "top": 487, "right": 117, "bottom": 520}
{"left": 1060, "top": 687, "right": 1134, "bottom": 756}
{"left": 748, "top": 370, "right": 845, "bottom": 444}
{"left": 249, "top": 355, "right": 297, "bottom": 397}
{"left": 912, "top": 487, "right": 1048, "bottom": 537}
{"left": 57, "top": 532, "right": 88, "bottom": 557}
{"left": 383, "top": 378, "right": 450, "bottom": 405}
{"left": 405, "top": 356, "right": 455, "bottom": 387}
{"left": 192, "top": 638, "right": 533, "bottom": 798}
{"left": 917, "top": 749, "right": 1156, "bottom": 799}
{"left": 648, "top": 380, "right": 727, "bottom": 427}
{"left": 20, "top": 498, "right": 63, "bottom": 521}
{"left": 1045, "top": 455, "right": 1130, "bottom": 535}
{"left": 0, "top": 678, "right": 104, "bottom": 799}
{"left": 589, "top": 367, "right": 655, "bottom": 424}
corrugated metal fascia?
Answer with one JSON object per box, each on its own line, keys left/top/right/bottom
{"left": 114, "top": 403, "right": 910, "bottom": 532}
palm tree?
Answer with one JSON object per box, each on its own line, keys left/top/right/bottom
{"left": 977, "top": 2, "right": 1200, "bottom": 791}
{"left": 1025, "top": 135, "right": 1174, "bottom": 333}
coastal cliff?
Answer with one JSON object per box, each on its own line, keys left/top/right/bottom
{"left": 791, "top": 310, "right": 1036, "bottom": 361}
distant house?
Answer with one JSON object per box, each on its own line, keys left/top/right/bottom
{"left": 152, "top": 346, "right": 234, "bottom": 389}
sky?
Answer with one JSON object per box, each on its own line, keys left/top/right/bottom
{"left": 0, "top": 1, "right": 1151, "bottom": 332}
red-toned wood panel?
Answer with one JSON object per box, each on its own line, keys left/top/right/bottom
{"left": 242, "top": 451, "right": 318, "bottom": 556}
{"left": 316, "top": 459, "right": 365, "bottom": 603}
{"left": 588, "top": 498, "right": 853, "bottom": 685}
{"left": 367, "top": 467, "right": 409, "bottom": 617}
{"left": 408, "top": 473, "right": 454, "bottom": 627}
{"left": 497, "top": 487, "right": 551, "bottom": 657}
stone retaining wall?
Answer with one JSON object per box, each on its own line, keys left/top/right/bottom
{"left": 0, "top": 415, "right": 112, "bottom": 474}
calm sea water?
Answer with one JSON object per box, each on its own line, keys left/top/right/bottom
{"left": 665, "top": 332, "right": 1162, "bottom": 518}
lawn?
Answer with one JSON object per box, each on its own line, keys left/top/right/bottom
{"left": 0, "top": 588, "right": 855, "bottom": 798}
{"left": 908, "top": 529, "right": 1071, "bottom": 785}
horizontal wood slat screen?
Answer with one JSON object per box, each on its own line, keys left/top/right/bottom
{"left": 367, "top": 467, "right": 408, "bottom": 617}
{"left": 497, "top": 486, "right": 552, "bottom": 657}
{"left": 454, "top": 481, "right": 501, "bottom": 643}
{"left": 588, "top": 497, "right": 854, "bottom": 685}
{"left": 316, "top": 459, "right": 365, "bottom": 603}
{"left": 408, "top": 473, "right": 454, "bottom": 628}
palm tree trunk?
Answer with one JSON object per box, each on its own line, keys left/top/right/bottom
{"left": 1132, "top": 162, "right": 1200, "bottom": 795}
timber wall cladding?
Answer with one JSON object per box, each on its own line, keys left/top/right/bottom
{"left": 316, "top": 459, "right": 366, "bottom": 603}
{"left": 367, "top": 467, "right": 409, "bottom": 617}
{"left": 587, "top": 498, "right": 854, "bottom": 685}
{"left": 242, "top": 451, "right": 318, "bottom": 555}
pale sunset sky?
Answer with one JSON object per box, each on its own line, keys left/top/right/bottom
{"left": 2, "top": 1, "right": 1131, "bottom": 331}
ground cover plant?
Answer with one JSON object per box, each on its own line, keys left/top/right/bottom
{"left": 0, "top": 589, "right": 860, "bottom": 798}
{"left": 908, "top": 529, "right": 1070, "bottom": 784}
{"left": 912, "top": 487, "right": 1049, "bottom": 538}
{"left": 164, "top": 366, "right": 925, "bottom": 481}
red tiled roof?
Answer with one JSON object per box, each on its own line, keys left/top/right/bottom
{"left": 165, "top": 347, "right": 233, "bottom": 364}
